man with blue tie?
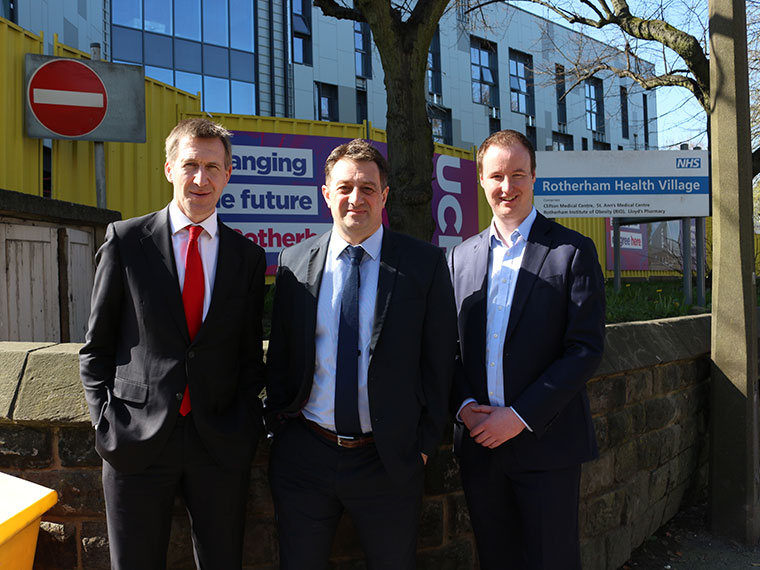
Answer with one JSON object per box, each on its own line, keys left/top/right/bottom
{"left": 449, "top": 130, "right": 606, "bottom": 570}
{"left": 265, "top": 139, "right": 458, "bottom": 569}
{"left": 80, "top": 119, "right": 266, "bottom": 569}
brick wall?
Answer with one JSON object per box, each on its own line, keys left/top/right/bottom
{"left": 0, "top": 314, "right": 710, "bottom": 569}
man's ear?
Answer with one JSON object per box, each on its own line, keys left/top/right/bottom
{"left": 164, "top": 161, "right": 173, "bottom": 183}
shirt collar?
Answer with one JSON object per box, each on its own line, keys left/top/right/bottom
{"left": 489, "top": 207, "right": 537, "bottom": 247}
{"left": 328, "top": 225, "right": 384, "bottom": 261}
{"left": 169, "top": 200, "right": 218, "bottom": 239}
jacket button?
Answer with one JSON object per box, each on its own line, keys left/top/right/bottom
{"left": 188, "top": 351, "right": 195, "bottom": 358}
{"left": 175, "top": 392, "right": 183, "bottom": 401}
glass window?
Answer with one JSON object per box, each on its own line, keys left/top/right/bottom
{"left": 621, "top": 86, "right": 629, "bottom": 139}
{"left": 145, "top": 32, "right": 173, "bottom": 67}
{"left": 293, "top": 0, "right": 312, "bottom": 65}
{"left": 230, "top": 49, "right": 255, "bottom": 82}
{"left": 204, "top": 76, "right": 230, "bottom": 113}
{"left": 175, "top": 0, "right": 201, "bottom": 40}
{"left": 427, "top": 28, "right": 441, "bottom": 95}
{"left": 203, "top": 44, "right": 230, "bottom": 78}
{"left": 112, "top": 25, "right": 143, "bottom": 64}
{"left": 356, "top": 89, "right": 367, "bottom": 124}
{"left": 354, "top": 21, "right": 371, "bottom": 79}
{"left": 145, "top": 0, "right": 172, "bottom": 34}
{"left": 176, "top": 70, "right": 202, "bottom": 96}
{"left": 113, "top": 0, "right": 141, "bottom": 29}
{"left": 145, "top": 66, "right": 174, "bottom": 85}
{"left": 509, "top": 50, "right": 534, "bottom": 115}
{"left": 232, "top": 80, "right": 256, "bottom": 114}
{"left": 556, "top": 64, "right": 567, "bottom": 125}
{"left": 315, "top": 82, "right": 338, "bottom": 121}
{"left": 470, "top": 37, "right": 497, "bottom": 106}
{"left": 585, "top": 77, "right": 604, "bottom": 133}
{"left": 230, "top": 0, "right": 255, "bottom": 51}
{"left": 203, "top": 0, "right": 229, "bottom": 46}
{"left": 175, "top": 38, "right": 202, "bottom": 73}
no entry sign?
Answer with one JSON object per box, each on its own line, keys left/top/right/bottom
{"left": 25, "top": 54, "right": 146, "bottom": 143}
{"left": 28, "top": 59, "right": 108, "bottom": 137}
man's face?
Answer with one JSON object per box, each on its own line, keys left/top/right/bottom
{"left": 165, "top": 136, "right": 232, "bottom": 223}
{"left": 322, "top": 158, "right": 388, "bottom": 245}
{"left": 480, "top": 142, "right": 536, "bottom": 231}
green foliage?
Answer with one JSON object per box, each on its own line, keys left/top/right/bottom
{"left": 605, "top": 279, "right": 712, "bottom": 323}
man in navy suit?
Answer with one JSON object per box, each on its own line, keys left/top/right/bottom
{"left": 265, "top": 139, "right": 457, "bottom": 569}
{"left": 80, "top": 118, "right": 266, "bottom": 569}
{"left": 448, "top": 130, "right": 605, "bottom": 570}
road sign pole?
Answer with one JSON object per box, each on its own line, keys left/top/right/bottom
{"left": 90, "top": 43, "right": 106, "bottom": 209}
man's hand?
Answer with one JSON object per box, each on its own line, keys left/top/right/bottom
{"left": 469, "top": 406, "right": 525, "bottom": 448}
{"left": 460, "top": 401, "right": 491, "bottom": 431}
{"left": 421, "top": 452, "right": 428, "bottom": 465}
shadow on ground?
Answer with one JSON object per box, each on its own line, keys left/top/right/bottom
{"left": 618, "top": 502, "right": 760, "bottom": 569}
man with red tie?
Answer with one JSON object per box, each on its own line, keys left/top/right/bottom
{"left": 80, "top": 118, "right": 266, "bottom": 569}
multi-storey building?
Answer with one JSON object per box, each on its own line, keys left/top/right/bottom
{"left": 6, "top": 0, "right": 657, "bottom": 151}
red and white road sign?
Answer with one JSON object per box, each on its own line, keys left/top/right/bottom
{"left": 27, "top": 59, "right": 108, "bottom": 137}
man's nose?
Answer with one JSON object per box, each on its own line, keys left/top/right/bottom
{"left": 193, "top": 167, "right": 208, "bottom": 186}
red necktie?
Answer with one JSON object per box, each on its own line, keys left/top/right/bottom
{"left": 180, "top": 225, "right": 204, "bottom": 416}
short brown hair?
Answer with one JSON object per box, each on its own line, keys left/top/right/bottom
{"left": 324, "top": 139, "right": 388, "bottom": 188}
{"left": 165, "top": 118, "right": 233, "bottom": 168}
{"left": 477, "top": 130, "right": 536, "bottom": 174}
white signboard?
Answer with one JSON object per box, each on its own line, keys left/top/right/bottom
{"left": 534, "top": 150, "right": 709, "bottom": 218}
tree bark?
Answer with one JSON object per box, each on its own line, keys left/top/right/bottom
{"left": 313, "top": 0, "right": 448, "bottom": 241}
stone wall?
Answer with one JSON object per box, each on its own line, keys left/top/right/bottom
{"left": 0, "top": 314, "right": 710, "bottom": 570}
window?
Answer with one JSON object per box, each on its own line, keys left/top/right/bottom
{"left": 293, "top": 0, "right": 312, "bottom": 65}
{"left": 593, "top": 140, "right": 611, "bottom": 150}
{"left": 585, "top": 77, "right": 604, "bottom": 133}
{"left": 356, "top": 89, "right": 368, "bottom": 124}
{"left": 643, "top": 93, "right": 650, "bottom": 149}
{"left": 556, "top": 64, "right": 567, "bottom": 126}
{"left": 582, "top": 137, "right": 588, "bottom": 150}
{"left": 354, "top": 22, "right": 372, "bottom": 79}
{"left": 620, "top": 86, "right": 629, "bottom": 139}
{"left": 471, "top": 37, "right": 498, "bottom": 106}
{"left": 430, "top": 107, "right": 452, "bottom": 145}
{"left": 526, "top": 126, "right": 537, "bottom": 151}
{"left": 427, "top": 27, "right": 442, "bottom": 96}
{"left": 110, "top": 0, "right": 257, "bottom": 115}
{"left": 316, "top": 82, "right": 338, "bottom": 121}
{"left": 509, "top": 50, "right": 534, "bottom": 116}
{"left": 552, "top": 132, "right": 574, "bottom": 151}
{"left": 1, "top": 0, "right": 17, "bottom": 22}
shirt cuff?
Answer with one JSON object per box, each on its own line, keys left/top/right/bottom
{"left": 510, "top": 406, "right": 532, "bottom": 432}
{"left": 456, "top": 398, "right": 478, "bottom": 422}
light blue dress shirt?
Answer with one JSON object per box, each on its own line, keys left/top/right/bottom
{"left": 302, "top": 226, "right": 383, "bottom": 434}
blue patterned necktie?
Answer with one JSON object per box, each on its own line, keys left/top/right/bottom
{"left": 335, "top": 245, "right": 364, "bottom": 435}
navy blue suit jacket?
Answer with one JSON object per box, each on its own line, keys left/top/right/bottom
{"left": 265, "top": 229, "right": 458, "bottom": 485}
{"left": 448, "top": 212, "right": 605, "bottom": 471}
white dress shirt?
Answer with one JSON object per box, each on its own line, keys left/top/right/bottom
{"left": 168, "top": 200, "right": 219, "bottom": 320}
{"left": 303, "top": 226, "right": 384, "bottom": 434}
{"left": 459, "top": 207, "right": 537, "bottom": 430}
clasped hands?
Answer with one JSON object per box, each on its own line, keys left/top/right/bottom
{"left": 460, "top": 402, "right": 525, "bottom": 448}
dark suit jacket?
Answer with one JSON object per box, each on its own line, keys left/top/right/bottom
{"left": 79, "top": 206, "right": 266, "bottom": 473}
{"left": 265, "top": 229, "right": 457, "bottom": 485}
{"left": 449, "top": 213, "right": 605, "bottom": 471}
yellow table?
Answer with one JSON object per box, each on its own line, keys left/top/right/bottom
{"left": 0, "top": 472, "right": 58, "bottom": 570}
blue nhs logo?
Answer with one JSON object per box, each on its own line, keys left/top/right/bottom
{"left": 676, "top": 157, "right": 701, "bottom": 168}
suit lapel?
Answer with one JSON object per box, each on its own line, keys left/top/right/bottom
{"left": 306, "top": 232, "right": 331, "bottom": 300}
{"left": 505, "top": 213, "right": 551, "bottom": 342}
{"left": 140, "top": 207, "right": 188, "bottom": 341}
{"left": 370, "top": 229, "right": 399, "bottom": 358}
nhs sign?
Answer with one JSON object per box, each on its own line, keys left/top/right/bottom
{"left": 676, "top": 157, "right": 701, "bottom": 169}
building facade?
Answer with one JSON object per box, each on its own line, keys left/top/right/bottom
{"left": 8, "top": 0, "right": 658, "bottom": 152}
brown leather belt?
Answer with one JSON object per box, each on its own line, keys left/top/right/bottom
{"left": 301, "top": 417, "right": 374, "bottom": 448}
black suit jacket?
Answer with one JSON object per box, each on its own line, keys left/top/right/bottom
{"left": 79, "top": 206, "right": 266, "bottom": 473}
{"left": 265, "top": 229, "right": 457, "bottom": 485}
{"left": 449, "top": 213, "right": 605, "bottom": 471}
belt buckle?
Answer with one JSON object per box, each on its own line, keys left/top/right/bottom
{"left": 336, "top": 434, "right": 356, "bottom": 447}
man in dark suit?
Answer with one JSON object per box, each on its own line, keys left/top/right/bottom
{"left": 449, "top": 130, "right": 605, "bottom": 570}
{"left": 265, "top": 139, "right": 457, "bottom": 569}
{"left": 79, "top": 118, "right": 266, "bottom": 569}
